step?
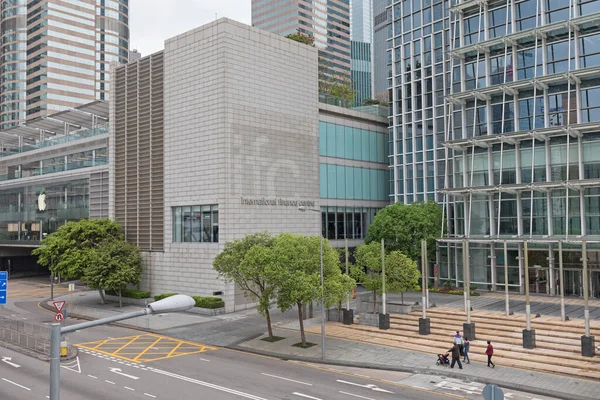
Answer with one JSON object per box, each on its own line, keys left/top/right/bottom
{"left": 317, "top": 323, "right": 600, "bottom": 380}
{"left": 351, "top": 322, "right": 587, "bottom": 360}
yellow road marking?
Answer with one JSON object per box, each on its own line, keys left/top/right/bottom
{"left": 132, "top": 336, "right": 164, "bottom": 363}
{"left": 92, "top": 339, "right": 111, "bottom": 350}
{"left": 165, "top": 341, "right": 183, "bottom": 358}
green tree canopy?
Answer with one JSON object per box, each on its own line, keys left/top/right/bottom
{"left": 32, "top": 219, "right": 122, "bottom": 279}
{"left": 273, "top": 233, "right": 354, "bottom": 346}
{"left": 213, "top": 232, "right": 279, "bottom": 338}
{"left": 365, "top": 201, "right": 443, "bottom": 262}
{"left": 84, "top": 237, "right": 143, "bottom": 307}
{"left": 285, "top": 29, "right": 315, "bottom": 46}
{"left": 352, "top": 242, "right": 421, "bottom": 310}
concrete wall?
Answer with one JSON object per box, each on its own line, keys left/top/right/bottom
{"left": 140, "top": 19, "right": 320, "bottom": 312}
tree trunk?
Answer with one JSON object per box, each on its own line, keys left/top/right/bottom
{"left": 297, "top": 302, "right": 306, "bottom": 346}
{"left": 98, "top": 289, "right": 106, "bottom": 304}
{"left": 373, "top": 290, "right": 377, "bottom": 314}
{"left": 118, "top": 289, "right": 123, "bottom": 308}
{"left": 401, "top": 291, "right": 404, "bottom": 306}
{"left": 266, "top": 309, "right": 274, "bottom": 339}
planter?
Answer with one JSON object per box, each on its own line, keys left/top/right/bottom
{"left": 358, "top": 313, "right": 380, "bottom": 327}
{"left": 186, "top": 306, "right": 226, "bottom": 316}
{"left": 104, "top": 294, "right": 151, "bottom": 307}
{"left": 327, "top": 308, "right": 343, "bottom": 322}
{"left": 387, "top": 303, "right": 414, "bottom": 314}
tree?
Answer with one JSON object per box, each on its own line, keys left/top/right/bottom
{"left": 365, "top": 201, "right": 443, "bottom": 262}
{"left": 213, "top": 232, "right": 279, "bottom": 339}
{"left": 84, "top": 238, "right": 143, "bottom": 307}
{"left": 33, "top": 218, "right": 122, "bottom": 279}
{"left": 363, "top": 98, "right": 386, "bottom": 106}
{"left": 285, "top": 29, "right": 315, "bottom": 47}
{"left": 272, "top": 233, "right": 354, "bottom": 347}
{"left": 352, "top": 242, "right": 421, "bottom": 311}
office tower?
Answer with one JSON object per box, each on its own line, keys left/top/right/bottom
{"left": 389, "top": 0, "right": 600, "bottom": 295}
{"left": 351, "top": 0, "right": 373, "bottom": 105}
{"left": 0, "top": 0, "right": 129, "bottom": 129}
{"left": 372, "top": 0, "right": 390, "bottom": 102}
{"left": 251, "top": 0, "right": 351, "bottom": 79}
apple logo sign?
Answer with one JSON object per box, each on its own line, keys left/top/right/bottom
{"left": 38, "top": 189, "right": 46, "bottom": 212}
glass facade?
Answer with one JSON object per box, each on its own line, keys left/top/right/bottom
{"left": 386, "top": 0, "right": 600, "bottom": 293}
{"left": 172, "top": 205, "right": 219, "bottom": 243}
{"left": 321, "top": 206, "right": 380, "bottom": 240}
{"left": 0, "top": 180, "right": 89, "bottom": 242}
{"left": 351, "top": 41, "right": 373, "bottom": 105}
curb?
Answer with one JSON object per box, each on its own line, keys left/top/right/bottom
{"left": 226, "top": 343, "right": 596, "bottom": 400}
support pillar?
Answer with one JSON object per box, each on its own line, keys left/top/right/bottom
{"left": 523, "top": 240, "right": 536, "bottom": 349}
{"left": 581, "top": 241, "right": 595, "bottom": 357}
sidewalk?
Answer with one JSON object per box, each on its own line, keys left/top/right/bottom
{"left": 238, "top": 321, "right": 600, "bottom": 400}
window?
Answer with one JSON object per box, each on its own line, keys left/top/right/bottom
{"left": 172, "top": 205, "right": 218, "bottom": 243}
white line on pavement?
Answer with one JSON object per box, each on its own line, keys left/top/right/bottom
{"left": 261, "top": 373, "right": 313, "bottom": 386}
{"left": 2, "top": 378, "right": 31, "bottom": 391}
{"left": 339, "top": 391, "right": 376, "bottom": 400}
{"left": 125, "top": 387, "right": 135, "bottom": 391}
{"left": 292, "top": 393, "right": 322, "bottom": 400}
{"left": 336, "top": 380, "right": 394, "bottom": 394}
{"left": 151, "top": 367, "right": 270, "bottom": 400}
{"left": 105, "top": 380, "right": 115, "bottom": 385}
{"left": 87, "top": 375, "right": 98, "bottom": 379}
{"left": 144, "top": 394, "right": 156, "bottom": 398}
{"left": 199, "top": 358, "right": 211, "bottom": 362}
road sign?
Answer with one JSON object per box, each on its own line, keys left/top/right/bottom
{"left": 54, "top": 312, "right": 64, "bottom": 322}
{"left": 68, "top": 283, "right": 75, "bottom": 292}
{"left": 483, "top": 384, "right": 504, "bottom": 400}
{"left": 53, "top": 301, "right": 66, "bottom": 313}
{"left": 0, "top": 271, "right": 7, "bottom": 305}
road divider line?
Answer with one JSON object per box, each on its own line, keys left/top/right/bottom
{"left": 2, "top": 378, "right": 31, "bottom": 391}
{"left": 87, "top": 375, "right": 98, "bottom": 379}
{"left": 261, "top": 373, "right": 312, "bottom": 386}
{"left": 339, "top": 391, "right": 375, "bottom": 400}
{"left": 144, "top": 394, "right": 156, "bottom": 398}
{"left": 105, "top": 380, "right": 115, "bottom": 385}
{"left": 151, "top": 367, "right": 269, "bottom": 400}
{"left": 292, "top": 393, "right": 322, "bottom": 400}
{"left": 125, "top": 387, "right": 135, "bottom": 391}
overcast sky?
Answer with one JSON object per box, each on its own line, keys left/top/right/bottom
{"left": 129, "top": 0, "right": 252, "bottom": 56}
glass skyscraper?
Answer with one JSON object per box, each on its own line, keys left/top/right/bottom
{"left": 0, "top": 0, "right": 129, "bottom": 129}
{"left": 389, "top": 0, "right": 600, "bottom": 297}
{"left": 351, "top": 0, "right": 373, "bottom": 105}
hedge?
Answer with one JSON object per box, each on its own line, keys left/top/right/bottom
{"left": 192, "top": 296, "right": 225, "bottom": 309}
{"left": 153, "top": 293, "right": 178, "bottom": 301}
{"left": 106, "top": 289, "right": 151, "bottom": 299}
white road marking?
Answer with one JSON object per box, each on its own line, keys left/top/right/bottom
{"left": 144, "top": 394, "right": 156, "bottom": 398}
{"left": 336, "top": 380, "right": 394, "bottom": 394}
{"left": 199, "top": 358, "right": 211, "bottom": 362}
{"left": 109, "top": 367, "right": 139, "bottom": 380}
{"left": 261, "top": 373, "right": 312, "bottom": 386}
{"left": 1, "top": 356, "right": 20, "bottom": 368}
{"left": 61, "top": 357, "right": 81, "bottom": 374}
{"left": 105, "top": 380, "right": 115, "bottom": 385}
{"left": 292, "top": 393, "right": 322, "bottom": 400}
{"left": 125, "top": 386, "right": 135, "bottom": 391}
{"left": 151, "top": 367, "right": 269, "bottom": 399}
{"left": 2, "top": 378, "right": 31, "bottom": 391}
{"left": 339, "top": 391, "right": 376, "bottom": 400}
{"left": 87, "top": 375, "right": 98, "bottom": 379}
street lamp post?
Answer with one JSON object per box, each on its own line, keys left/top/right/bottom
{"left": 49, "top": 295, "right": 195, "bottom": 400}
{"left": 298, "top": 206, "right": 325, "bottom": 360}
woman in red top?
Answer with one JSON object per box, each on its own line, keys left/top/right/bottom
{"left": 485, "top": 340, "right": 495, "bottom": 368}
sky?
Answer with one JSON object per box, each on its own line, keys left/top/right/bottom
{"left": 129, "top": 0, "right": 252, "bottom": 56}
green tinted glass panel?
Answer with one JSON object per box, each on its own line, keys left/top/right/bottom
{"left": 336, "top": 124, "right": 345, "bottom": 158}
{"left": 377, "top": 133, "right": 386, "bottom": 163}
{"left": 319, "top": 122, "right": 327, "bottom": 156}
{"left": 355, "top": 167, "right": 363, "bottom": 199}
{"left": 327, "top": 123, "right": 336, "bottom": 158}
{"left": 346, "top": 166, "right": 354, "bottom": 199}
{"left": 345, "top": 126, "right": 354, "bottom": 159}
{"left": 362, "top": 130, "right": 370, "bottom": 161}
{"left": 353, "top": 128, "right": 361, "bottom": 160}
{"left": 327, "top": 163, "right": 337, "bottom": 198}
{"left": 320, "top": 163, "right": 328, "bottom": 198}
{"left": 369, "top": 132, "right": 377, "bottom": 162}
{"left": 336, "top": 165, "right": 346, "bottom": 198}
{"left": 370, "top": 169, "right": 378, "bottom": 200}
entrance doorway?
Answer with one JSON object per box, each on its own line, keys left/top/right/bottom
{"left": 562, "top": 270, "right": 582, "bottom": 297}
{"left": 529, "top": 267, "right": 548, "bottom": 294}
{"left": 593, "top": 271, "right": 600, "bottom": 298}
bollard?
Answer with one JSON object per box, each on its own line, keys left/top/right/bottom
{"left": 60, "top": 341, "right": 68, "bottom": 357}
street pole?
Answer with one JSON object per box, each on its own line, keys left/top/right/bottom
{"left": 524, "top": 240, "right": 531, "bottom": 331}
{"left": 465, "top": 240, "right": 471, "bottom": 324}
{"left": 345, "top": 238, "right": 350, "bottom": 311}
{"left": 504, "top": 241, "right": 509, "bottom": 317}
{"left": 462, "top": 239, "right": 468, "bottom": 313}
{"left": 582, "top": 240, "right": 590, "bottom": 337}
{"left": 421, "top": 239, "right": 427, "bottom": 319}
{"left": 50, "top": 271, "right": 54, "bottom": 300}
{"left": 381, "top": 238, "right": 386, "bottom": 316}
{"left": 320, "top": 234, "right": 325, "bottom": 361}
{"left": 559, "top": 241, "right": 565, "bottom": 321}
{"left": 49, "top": 296, "right": 194, "bottom": 400}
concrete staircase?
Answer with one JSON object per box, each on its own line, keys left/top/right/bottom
{"left": 308, "top": 307, "right": 600, "bottom": 380}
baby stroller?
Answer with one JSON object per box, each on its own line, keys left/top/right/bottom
{"left": 436, "top": 353, "right": 450, "bottom": 366}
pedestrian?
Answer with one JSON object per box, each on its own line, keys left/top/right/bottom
{"left": 454, "top": 331, "right": 464, "bottom": 356}
{"left": 486, "top": 340, "right": 495, "bottom": 368}
{"left": 447, "top": 343, "right": 463, "bottom": 369}
{"left": 463, "top": 337, "right": 470, "bottom": 364}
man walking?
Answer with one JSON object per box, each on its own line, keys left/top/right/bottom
{"left": 447, "top": 343, "right": 463, "bottom": 369}
{"left": 486, "top": 340, "right": 495, "bottom": 368}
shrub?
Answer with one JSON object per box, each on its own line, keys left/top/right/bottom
{"left": 469, "top": 284, "right": 478, "bottom": 291}
{"left": 106, "top": 289, "right": 151, "bottom": 299}
{"left": 153, "top": 293, "right": 178, "bottom": 301}
{"left": 192, "top": 296, "right": 225, "bottom": 309}
{"left": 443, "top": 280, "right": 453, "bottom": 290}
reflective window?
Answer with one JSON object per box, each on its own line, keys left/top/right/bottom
{"left": 172, "top": 205, "right": 218, "bottom": 243}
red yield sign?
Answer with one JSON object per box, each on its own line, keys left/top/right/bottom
{"left": 53, "top": 301, "right": 66, "bottom": 313}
